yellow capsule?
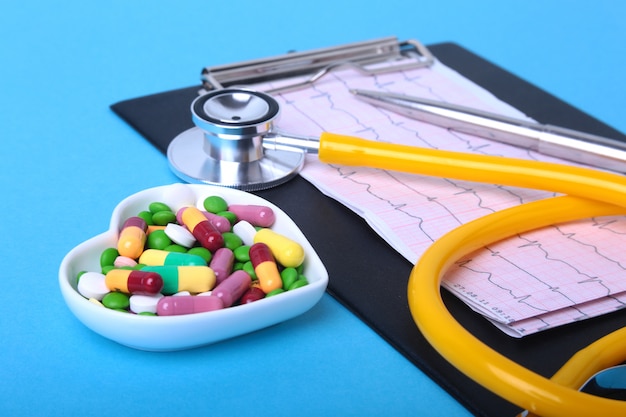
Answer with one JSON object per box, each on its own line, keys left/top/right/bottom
{"left": 139, "top": 249, "right": 206, "bottom": 266}
{"left": 141, "top": 265, "right": 216, "bottom": 295}
{"left": 117, "top": 216, "right": 147, "bottom": 259}
{"left": 249, "top": 243, "right": 282, "bottom": 293}
{"left": 253, "top": 228, "right": 305, "bottom": 268}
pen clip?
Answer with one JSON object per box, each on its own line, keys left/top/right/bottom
{"left": 200, "top": 37, "right": 434, "bottom": 94}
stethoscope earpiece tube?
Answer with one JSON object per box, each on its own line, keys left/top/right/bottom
{"left": 317, "top": 131, "right": 626, "bottom": 205}
{"left": 319, "top": 130, "right": 626, "bottom": 416}
{"left": 409, "top": 196, "right": 626, "bottom": 417}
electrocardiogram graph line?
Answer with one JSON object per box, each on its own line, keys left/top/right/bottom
{"left": 592, "top": 217, "right": 626, "bottom": 234}
{"left": 515, "top": 233, "right": 612, "bottom": 296}
{"left": 553, "top": 223, "right": 626, "bottom": 271}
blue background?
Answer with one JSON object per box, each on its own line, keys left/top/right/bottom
{"left": 1, "top": 1, "right": 624, "bottom": 416}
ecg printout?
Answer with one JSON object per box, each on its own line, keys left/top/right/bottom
{"left": 255, "top": 60, "right": 626, "bottom": 337}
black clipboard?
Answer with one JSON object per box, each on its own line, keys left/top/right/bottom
{"left": 111, "top": 42, "right": 626, "bottom": 417}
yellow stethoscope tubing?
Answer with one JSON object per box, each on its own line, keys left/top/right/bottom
{"left": 318, "top": 132, "right": 626, "bottom": 417}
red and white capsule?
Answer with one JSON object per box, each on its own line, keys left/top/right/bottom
{"left": 249, "top": 242, "right": 282, "bottom": 293}
{"left": 105, "top": 269, "right": 163, "bottom": 295}
{"left": 180, "top": 206, "right": 224, "bottom": 252}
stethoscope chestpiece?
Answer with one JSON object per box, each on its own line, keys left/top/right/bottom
{"left": 167, "top": 88, "right": 306, "bottom": 191}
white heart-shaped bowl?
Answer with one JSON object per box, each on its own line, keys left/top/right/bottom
{"left": 59, "top": 183, "right": 329, "bottom": 351}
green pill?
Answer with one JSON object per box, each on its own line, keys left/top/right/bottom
{"left": 149, "top": 202, "right": 171, "bottom": 214}
{"left": 137, "top": 210, "right": 154, "bottom": 225}
{"left": 163, "top": 244, "right": 187, "bottom": 253}
{"left": 233, "top": 245, "right": 250, "bottom": 263}
{"left": 101, "top": 265, "right": 115, "bottom": 274}
{"left": 266, "top": 288, "right": 285, "bottom": 297}
{"left": 76, "top": 271, "right": 87, "bottom": 284}
{"left": 242, "top": 261, "right": 257, "bottom": 280}
{"left": 280, "top": 267, "right": 298, "bottom": 290}
{"left": 222, "top": 232, "right": 243, "bottom": 250}
{"left": 203, "top": 196, "right": 228, "bottom": 213}
{"left": 288, "top": 278, "right": 308, "bottom": 291}
{"left": 102, "top": 292, "right": 130, "bottom": 310}
{"left": 147, "top": 229, "right": 171, "bottom": 250}
{"left": 217, "top": 211, "right": 237, "bottom": 225}
{"left": 187, "top": 247, "right": 212, "bottom": 264}
{"left": 100, "top": 247, "right": 119, "bottom": 268}
{"left": 152, "top": 210, "right": 176, "bottom": 226}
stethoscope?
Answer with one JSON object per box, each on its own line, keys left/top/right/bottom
{"left": 168, "top": 88, "right": 321, "bottom": 191}
{"left": 168, "top": 88, "right": 626, "bottom": 417}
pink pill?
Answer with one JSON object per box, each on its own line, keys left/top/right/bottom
{"left": 114, "top": 256, "right": 138, "bottom": 268}
{"left": 209, "top": 247, "right": 234, "bottom": 284}
{"left": 202, "top": 211, "right": 231, "bottom": 233}
{"left": 176, "top": 207, "right": 186, "bottom": 225}
{"left": 212, "top": 270, "right": 252, "bottom": 307}
{"left": 228, "top": 204, "right": 275, "bottom": 227}
{"left": 157, "top": 295, "right": 224, "bottom": 316}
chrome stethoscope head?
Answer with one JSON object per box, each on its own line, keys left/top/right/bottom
{"left": 167, "top": 88, "right": 319, "bottom": 191}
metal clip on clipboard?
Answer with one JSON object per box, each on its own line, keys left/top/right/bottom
{"left": 200, "top": 37, "right": 435, "bottom": 94}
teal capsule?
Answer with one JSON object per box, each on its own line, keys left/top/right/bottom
{"left": 139, "top": 249, "right": 207, "bottom": 266}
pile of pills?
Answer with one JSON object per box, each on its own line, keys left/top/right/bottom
{"left": 76, "top": 193, "right": 308, "bottom": 316}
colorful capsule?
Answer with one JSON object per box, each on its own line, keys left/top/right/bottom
{"left": 228, "top": 204, "right": 275, "bottom": 227}
{"left": 139, "top": 249, "right": 207, "bottom": 266}
{"left": 180, "top": 206, "right": 224, "bottom": 252}
{"left": 105, "top": 269, "right": 163, "bottom": 295}
{"left": 249, "top": 242, "right": 282, "bottom": 293}
{"left": 157, "top": 295, "right": 224, "bottom": 316}
{"left": 212, "top": 270, "right": 252, "bottom": 307}
{"left": 253, "top": 228, "right": 305, "bottom": 268}
{"left": 117, "top": 216, "right": 147, "bottom": 259}
{"left": 141, "top": 265, "right": 216, "bottom": 295}
{"left": 209, "top": 247, "right": 234, "bottom": 284}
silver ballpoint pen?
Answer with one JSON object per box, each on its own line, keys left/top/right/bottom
{"left": 350, "top": 89, "right": 626, "bottom": 173}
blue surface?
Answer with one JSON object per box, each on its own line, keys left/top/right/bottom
{"left": 2, "top": 1, "right": 625, "bottom": 416}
